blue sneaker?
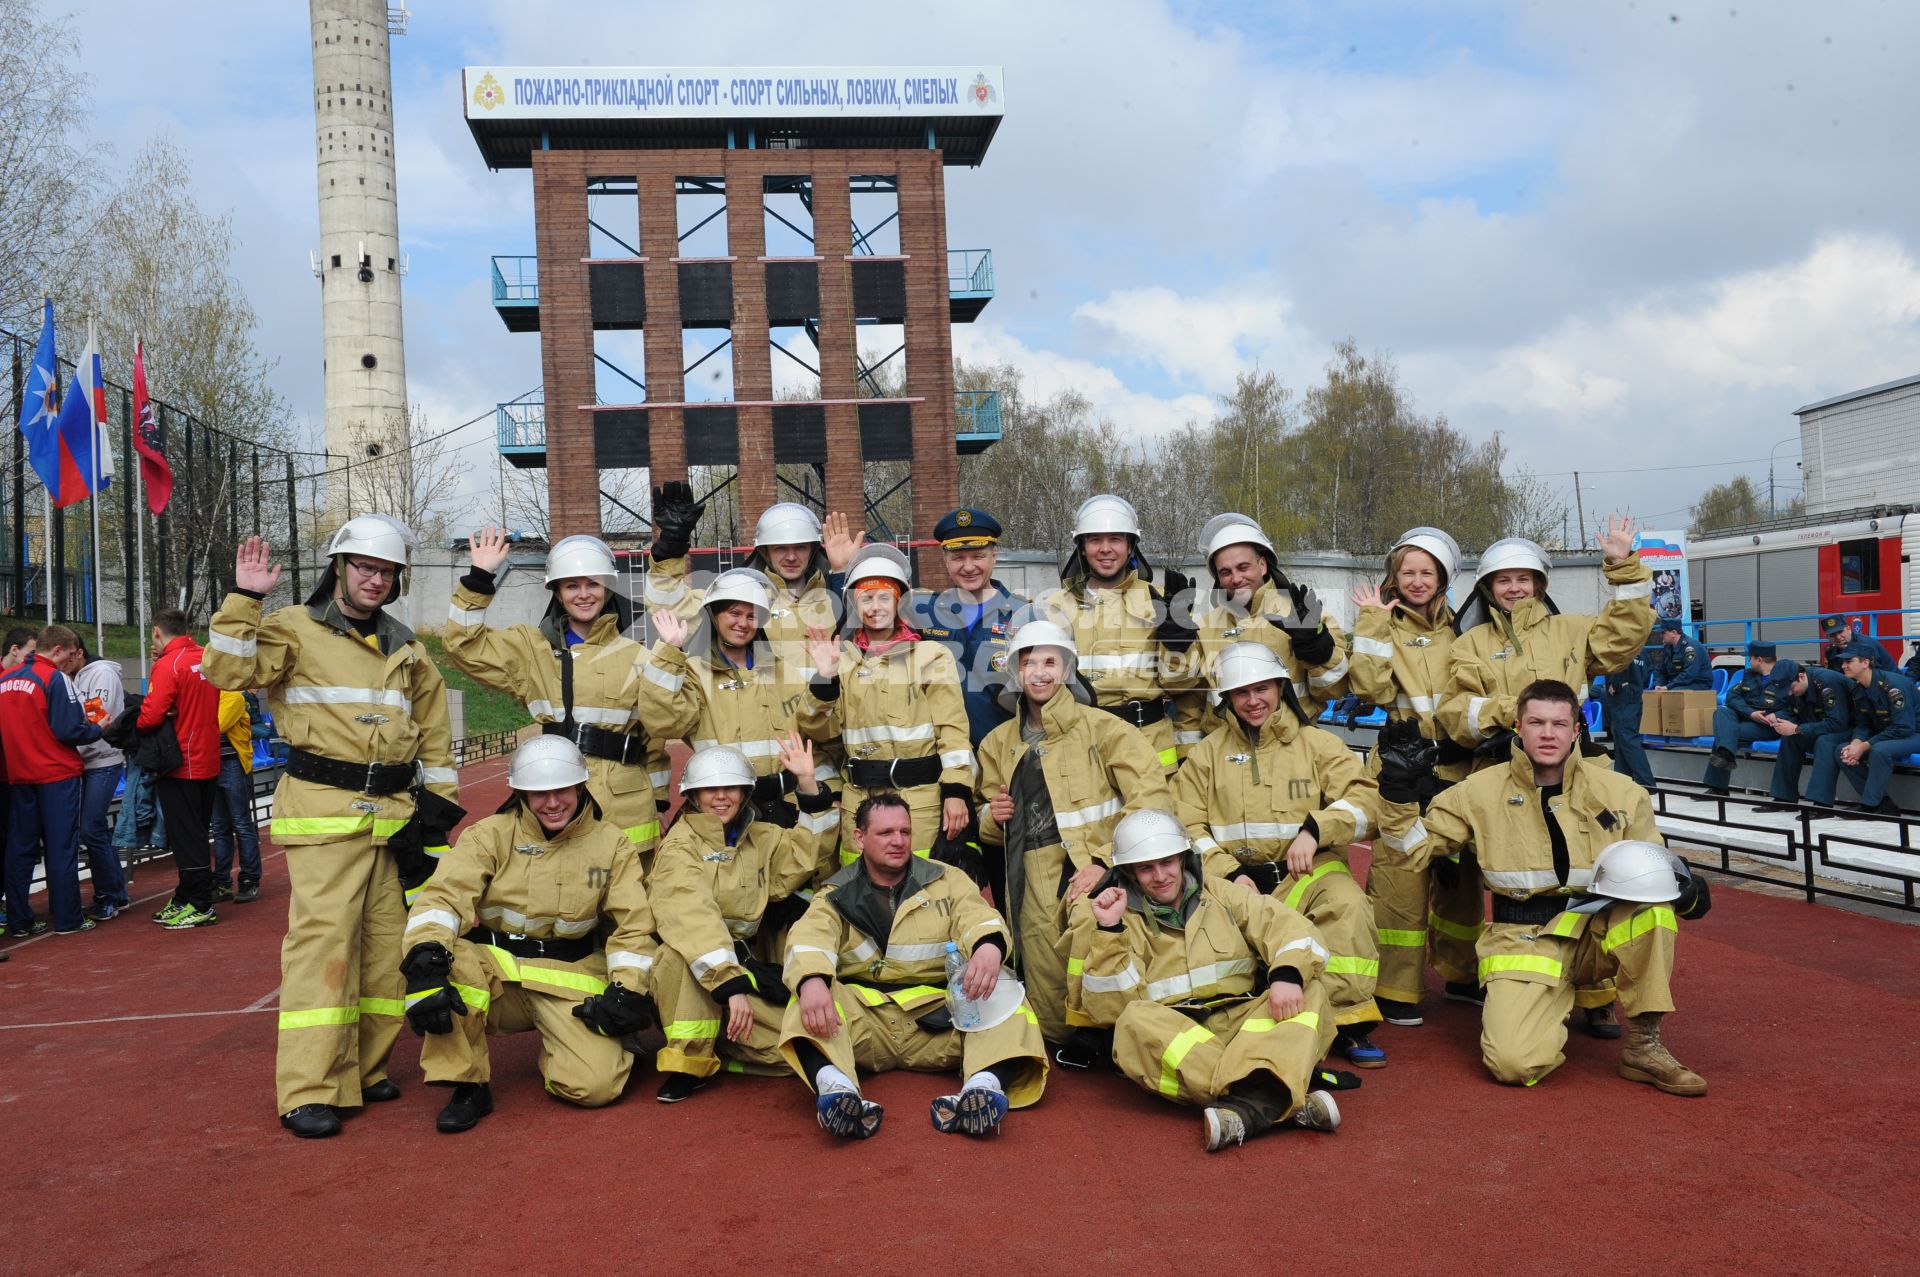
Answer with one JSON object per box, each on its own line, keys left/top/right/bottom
{"left": 1333, "top": 1032, "right": 1388, "bottom": 1069}
{"left": 88, "top": 901, "right": 121, "bottom": 922}
{"left": 816, "top": 1088, "right": 883, "bottom": 1139}
{"left": 930, "top": 1084, "right": 1008, "bottom": 1136}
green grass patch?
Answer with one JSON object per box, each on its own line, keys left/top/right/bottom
{"left": 416, "top": 632, "right": 532, "bottom": 737}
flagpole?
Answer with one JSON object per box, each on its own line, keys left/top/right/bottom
{"left": 88, "top": 317, "right": 104, "bottom": 658}
{"left": 44, "top": 487, "right": 54, "bottom": 624}
{"left": 134, "top": 335, "right": 149, "bottom": 686}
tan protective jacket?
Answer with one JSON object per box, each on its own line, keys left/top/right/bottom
{"left": 403, "top": 801, "right": 657, "bottom": 998}
{"left": 443, "top": 587, "right": 668, "bottom": 845}
{"left": 975, "top": 690, "right": 1172, "bottom": 873}
{"left": 1438, "top": 554, "right": 1653, "bottom": 751}
{"left": 1063, "top": 869, "right": 1329, "bottom": 1025}
{"left": 205, "top": 593, "right": 456, "bottom": 845}
{"left": 1194, "top": 578, "right": 1352, "bottom": 721}
{"left": 1348, "top": 600, "right": 1456, "bottom": 738}
{"left": 649, "top": 810, "right": 832, "bottom": 995}
{"left": 1173, "top": 710, "right": 1382, "bottom": 880}
{"left": 799, "top": 635, "right": 974, "bottom": 791}
{"left": 782, "top": 857, "right": 1008, "bottom": 1016}
{"left": 646, "top": 554, "right": 840, "bottom": 674}
{"left": 638, "top": 639, "right": 825, "bottom": 791}
{"left": 1029, "top": 571, "right": 1198, "bottom": 771}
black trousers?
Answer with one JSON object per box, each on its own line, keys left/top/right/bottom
{"left": 156, "top": 776, "right": 218, "bottom": 911}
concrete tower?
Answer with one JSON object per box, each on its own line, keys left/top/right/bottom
{"left": 310, "top": 1, "right": 409, "bottom": 522}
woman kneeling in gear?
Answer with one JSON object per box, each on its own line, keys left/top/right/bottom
{"left": 649, "top": 738, "right": 840, "bottom": 1102}
{"left": 1437, "top": 516, "right": 1654, "bottom": 1040}
{"left": 1064, "top": 809, "right": 1341, "bottom": 1153}
{"left": 400, "top": 737, "right": 658, "bottom": 1133}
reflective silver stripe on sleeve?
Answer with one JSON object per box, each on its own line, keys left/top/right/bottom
{"left": 1481, "top": 869, "right": 1562, "bottom": 892}
{"left": 607, "top": 951, "right": 654, "bottom": 974}
{"left": 939, "top": 749, "right": 976, "bottom": 771}
{"left": 447, "top": 605, "right": 487, "bottom": 627}
{"left": 283, "top": 685, "right": 413, "bottom": 713}
{"left": 1611, "top": 579, "right": 1653, "bottom": 601}
{"left": 420, "top": 767, "right": 457, "bottom": 786}
{"left": 800, "top": 808, "right": 841, "bottom": 835}
{"left": 885, "top": 941, "right": 949, "bottom": 962}
{"left": 641, "top": 662, "right": 685, "bottom": 692}
{"left": 1350, "top": 635, "right": 1395, "bottom": 659}
{"left": 405, "top": 908, "right": 461, "bottom": 935}
{"left": 846, "top": 937, "right": 879, "bottom": 963}
{"left": 650, "top": 769, "right": 672, "bottom": 788}
{"left": 1328, "top": 798, "right": 1370, "bottom": 841}
{"left": 1466, "top": 697, "right": 1493, "bottom": 739}
{"left": 1273, "top": 935, "right": 1330, "bottom": 963}
{"left": 207, "top": 631, "right": 257, "bottom": 658}
{"left": 1309, "top": 656, "right": 1350, "bottom": 687}
{"left": 1144, "top": 958, "right": 1256, "bottom": 1002}
{"left": 689, "top": 947, "right": 736, "bottom": 981}
{"left": 1055, "top": 796, "right": 1123, "bottom": 829}
{"left": 478, "top": 905, "right": 598, "bottom": 938}
{"left": 1172, "top": 730, "right": 1207, "bottom": 746}
{"left": 1395, "top": 693, "right": 1438, "bottom": 714}
{"left": 1080, "top": 963, "right": 1142, "bottom": 994}
{"left": 1378, "top": 818, "right": 1426, "bottom": 854}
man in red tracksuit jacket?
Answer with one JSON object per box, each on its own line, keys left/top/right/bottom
{"left": 1, "top": 629, "right": 102, "bottom": 936}
{"left": 140, "top": 608, "right": 226, "bottom": 929}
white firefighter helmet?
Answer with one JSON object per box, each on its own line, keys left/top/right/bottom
{"left": 544, "top": 534, "right": 618, "bottom": 589}
{"left": 1570, "top": 839, "right": 1685, "bottom": 913}
{"left": 1472, "top": 537, "right": 1551, "bottom": 594}
{"left": 327, "top": 514, "right": 417, "bottom": 568}
{"left": 843, "top": 544, "right": 913, "bottom": 599}
{"left": 705, "top": 568, "right": 774, "bottom": 619}
{"left": 1072, "top": 493, "right": 1141, "bottom": 540}
{"left": 679, "top": 745, "right": 756, "bottom": 795}
{"left": 1200, "top": 512, "right": 1275, "bottom": 564}
{"left": 1006, "top": 619, "right": 1078, "bottom": 670}
{"left": 508, "top": 736, "right": 591, "bottom": 791}
{"left": 1392, "top": 526, "right": 1462, "bottom": 585}
{"left": 753, "top": 502, "right": 824, "bottom": 548}
{"left": 1110, "top": 808, "right": 1194, "bottom": 866}
{"left": 1213, "top": 640, "right": 1291, "bottom": 697}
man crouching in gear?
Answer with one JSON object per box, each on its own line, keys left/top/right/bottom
{"left": 1373, "top": 678, "right": 1709, "bottom": 1095}
{"left": 778, "top": 792, "right": 1048, "bottom": 1140}
{"left": 1063, "top": 809, "right": 1342, "bottom": 1152}
{"left": 401, "top": 737, "right": 659, "bottom": 1133}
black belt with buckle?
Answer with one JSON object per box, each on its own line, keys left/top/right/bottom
{"left": 464, "top": 926, "right": 596, "bottom": 962}
{"left": 846, "top": 754, "right": 943, "bottom": 790}
{"left": 1491, "top": 895, "right": 1574, "bottom": 925}
{"left": 1101, "top": 698, "right": 1168, "bottom": 727}
{"left": 540, "top": 720, "right": 647, "bottom": 766}
{"left": 286, "top": 747, "right": 415, "bottom": 795}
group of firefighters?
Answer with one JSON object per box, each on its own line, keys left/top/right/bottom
{"left": 201, "top": 487, "right": 1721, "bottom": 1152}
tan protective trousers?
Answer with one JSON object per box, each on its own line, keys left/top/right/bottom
{"left": 1479, "top": 902, "right": 1678, "bottom": 1087}
{"left": 778, "top": 980, "right": 1049, "bottom": 1107}
{"left": 1112, "top": 983, "right": 1336, "bottom": 1114}
{"left": 1014, "top": 840, "right": 1074, "bottom": 1044}
{"left": 653, "top": 947, "right": 788, "bottom": 1079}
{"left": 1276, "top": 853, "right": 1381, "bottom": 1028}
{"left": 1368, "top": 854, "right": 1484, "bottom": 1004}
{"left": 274, "top": 833, "right": 405, "bottom": 1113}
{"left": 419, "top": 940, "right": 633, "bottom": 1107}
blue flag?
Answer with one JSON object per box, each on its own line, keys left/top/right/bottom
{"left": 16, "top": 298, "right": 63, "bottom": 494}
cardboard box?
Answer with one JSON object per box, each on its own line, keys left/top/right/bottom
{"left": 1659, "top": 690, "right": 1716, "bottom": 738}
{"left": 1641, "top": 690, "right": 1667, "bottom": 735}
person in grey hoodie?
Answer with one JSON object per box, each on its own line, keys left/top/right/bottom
{"left": 59, "top": 639, "right": 132, "bottom": 920}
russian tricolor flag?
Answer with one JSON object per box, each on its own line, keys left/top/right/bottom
{"left": 16, "top": 299, "right": 112, "bottom": 509}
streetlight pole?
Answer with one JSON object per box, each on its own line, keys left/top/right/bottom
{"left": 1768, "top": 435, "right": 1799, "bottom": 518}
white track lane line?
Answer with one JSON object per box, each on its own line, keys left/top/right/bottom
{"left": 0, "top": 1007, "right": 279, "bottom": 1032}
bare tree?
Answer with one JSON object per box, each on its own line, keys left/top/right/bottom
{"left": 488, "top": 458, "right": 652, "bottom": 542}
{"left": 345, "top": 406, "right": 459, "bottom": 547}
{"left": 0, "top": 0, "right": 102, "bottom": 332}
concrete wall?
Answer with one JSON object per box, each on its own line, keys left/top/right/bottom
{"left": 1801, "top": 378, "right": 1920, "bottom": 514}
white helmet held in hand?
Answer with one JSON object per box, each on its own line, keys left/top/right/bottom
{"left": 327, "top": 514, "right": 417, "bottom": 568}
{"left": 705, "top": 568, "right": 774, "bottom": 619}
{"left": 1392, "top": 526, "right": 1461, "bottom": 585}
{"left": 1110, "top": 809, "right": 1193, "bottom": 866}
{"left": 753, "top": 502, "right": 823, "bottom": 549}
{"left": 1213, "top": 641, "right": 1290, "bottom": 697}
{"left": 545, "top": 535, "right": 618, "bottom": 589}
{"left": 1200, "top": 512, "right": 1275, "bottom": 563}
{"left": 1006, "top": 619, "right": 1077, "bottom": 669}
{"left": 680, "top": 745, "right": 756, "bottom": 795}
{"left": 509, "top": 736, "right": 591, "bottom": 791}
{"left": 1073, "top": 493, "right": 1140, "bottom": 540}
{"left": 844, "top": 544, "right": 912, "bottom": 598}
{"left": 1472, "top": 537, "right": 1551, "bottom": 593}
{"left": 1571, "top": 840, "right": 1684, "bottom": 913}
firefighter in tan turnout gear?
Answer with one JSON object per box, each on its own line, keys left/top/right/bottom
{"left": 648, "top": 740, "right": 839, "bottom": 1102}
{"left": 1174, "top": 642, "right": 1389, "bottom": 1069}
{"left": 446, "top": 529, "right": 672, "bottom": 854}
{"left": 1065, "top": 809, "right": 1342, "bottom": 1152}
{"left": 400, "top": 737, "right": 658, "bottom": 1131}
{"left": 779, "top": 792, "right": 1049, "bottom": 1139}
{"left": 1374, "top": 679, "right": 1709, "bottom": 1094}
{"left": 801, "top": 545, "right": 974, "bottom": 863}
{"left": 1029, "top": 494, "right": 1200, "bottom": 774}
{"left": 208, "top": 519, "right": 459, "bottom": 1140}
{"left": 976, "top": 620, "right": 1171, "bottom": 1059}
{"left": 1347, "top": 525, "right": 1485, "bottom": 1024}
{"left": 1438, "top": 514, "right": 1654, "bottom": 1039}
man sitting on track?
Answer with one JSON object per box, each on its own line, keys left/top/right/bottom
{"left": 778, "top": 793, "right": 1048, "bottom": 1139}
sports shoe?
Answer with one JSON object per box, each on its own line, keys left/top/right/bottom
{"left": 54, "top": 918, "right": 97, "bottom": 935}
{"left": 656, "top": 1073, "right": 711, "bottom": 1104}
{"left": 211, "top": 883, "right": 235, "bottom": 903}
{"left": 87, "top": 901, "right": 121, "bottom": 922}
{"left": 152, "top": 900, "right": 187, "bottom": 924}
{"left": 361, "top": 1079, "right": 402, "bottom": 1103}
{"left": 815, "top": 1087, "right": 883, "bottom": 1139}
{"left": 234, "top": 879, "right": 261, "bottom": 903}
{"left": 280, "top": 1104, "right": 341, "bottom": 1139}
{"left": 436, "top": 1082, "right": 493, "bottom": 1134}
{"left": 1444, "top": 981, "right": 1486, "bottom": 1006}
{"left": 1202, "top": 1106, "right": 1246, "bottom": 1152}
{"left": 1377, "top": 998, "right": 1424, "bottom": 1027}
{"left": 7, "top": 920, "right": 49, "bottom": 938}
{"left": 1288, "top": 1090, "right": 1341, "bottom": 1133}
{"left": 1332, "top": 1032, "right": 1388, "bottom": 1069}
{"left": 161, "top": 904, "right": 220, "bottom": 930}
{"left": 930, "top": 1084, "right": 1008, "bottom": 1136}
{"left": 1582, "top": 1004, "right": 1622, "bottom": 1039}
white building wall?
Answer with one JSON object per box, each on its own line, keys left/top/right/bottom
{"left": 1800, "top": 379, "right": 1920, "bottom": 514}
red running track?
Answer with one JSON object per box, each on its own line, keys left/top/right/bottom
{"left": 2, "top": 752, "right": 1917, "bottom": 1274}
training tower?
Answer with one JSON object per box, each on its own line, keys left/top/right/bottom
{"left": 310, "top": 0, "right": 412, "bottom": 520}
{"left": 466, "top": 64, "right": 1005, "bottom": 561}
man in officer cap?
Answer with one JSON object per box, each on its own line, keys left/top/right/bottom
{"left": 208, "top": 518, "right": 460, "bottom": 1139}
{"left": 906, "top": 507, "right": 1028, "bottom": 749}
{"left": 1649, "top": 621, "right": 1713, "bottom": 691}
{"left": 1822, "top": 616, "right": 1895, "bottom": 673}
{"left": 1817, "top": 650, "right": 1920, "bottom": 818}
{"left": 1703, "top": 644, "right": 1782, "bottom": 796}
{"left": 1759, "top": 658, "right": 1852, "bottom": 810}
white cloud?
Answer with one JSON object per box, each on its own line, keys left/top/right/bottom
{"left": 954, "top": 322, "right": 1217, "bottom": 437}
{"left": 1071, "top": 286, "right": 1313, "bottom": 389}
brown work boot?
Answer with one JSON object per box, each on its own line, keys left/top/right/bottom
{"left": 1618, "top": 1012, "right": 1707, "bottom": 1096}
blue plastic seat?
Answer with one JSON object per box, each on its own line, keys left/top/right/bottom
{"left": 1711, "top": 668, "right": 1730, "bottom": 698}
{"left": 1750, "top": 739, "right": 1780, "bottom": 757}
{"left": 1583, "top": 699, "right": 1603, "bottom": 734}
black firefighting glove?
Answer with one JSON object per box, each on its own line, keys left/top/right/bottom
{"left": 1432, "top": 856, "right": 1462, "bottom": 891}
{"left": 1472, "top": 729, "right": 1516, "bottom": 765}
{"left": 929, "top": 827, "right": 988, "bottom": 887}
{"left": 1375, "top": 718, "right": 1441, "bottom": 807}
{"left": 1236, "top": 860, "right": 1284, "bottom": 895}
{"left": 1674, "top": 867, "right": 1712, "bottom": 921}
{"left": 742, "top": 955, "right": 789, "bottom": 1002}
{"left": 1153, "top": 568, "right": 1199, "bottom": 652}
{"left": 760, "top": 890, "right": 812, "bottom": 933}
{"left": 650, "top": 480, "right": 704, "bottom": 561}
{"left": 401, "top": 942, "right": 467, "bottom": 1036}
{"left": 1268, "top": 582, "right": 1336, "bottom": 666}
{"left": 389, "top": 790, "right": 468, "bottom": 901}
{"left": 572, "top": 981, "right": 657, "bottom": 1037}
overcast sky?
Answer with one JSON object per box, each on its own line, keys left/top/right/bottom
{"left": 64, "top": 0, "right": 1920, "bottom": 543}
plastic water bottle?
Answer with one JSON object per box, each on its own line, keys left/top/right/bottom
{"left": 946, "top": 941, "right": 982, "bottom": 1030}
